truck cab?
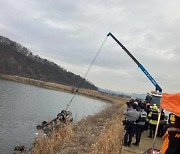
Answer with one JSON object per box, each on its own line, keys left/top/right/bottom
{"left": 148, "top": 93, "right": 162, "bottom": 107}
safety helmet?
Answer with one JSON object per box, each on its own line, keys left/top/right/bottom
{"left": 152, "top": 105, "right": 158, "bottom": 111}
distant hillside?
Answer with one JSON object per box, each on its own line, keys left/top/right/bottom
{"left": 98, "top": 88, "right": 146, "bottom": 99}
{"left": 0, "top": 35, "right": 97, "bottom": 90}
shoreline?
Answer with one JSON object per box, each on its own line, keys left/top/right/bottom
{"left": 0, "top": 74, "right": 128, "bottom": 104}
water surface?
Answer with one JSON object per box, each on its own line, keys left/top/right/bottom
{"left": 0, "top": 79, "right": 107, "bottom": 154}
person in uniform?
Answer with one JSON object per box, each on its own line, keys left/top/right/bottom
{"left": 148, "top": 105, "right": 158, "bottom": 138}
{"left": 133, "top": 103, "right": 147, "bottom": 146}
{"left": 161, "top": 115, "right": 180, "bottom": 154}
{"left": 123, "top": 103, "right": 140, "bottom": 147}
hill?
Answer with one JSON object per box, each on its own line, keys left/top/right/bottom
{"left": 0, "top": 35, "right": 97, "bottom": 90}
{"left": 98, "top": 88, "right": 146, "bottom": 99}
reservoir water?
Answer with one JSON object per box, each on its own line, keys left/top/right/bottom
{"left": 0, "top": 79, "right": 107, "bottom": 154}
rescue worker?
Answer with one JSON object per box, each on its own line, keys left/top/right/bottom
{"left": 148, "top": 104, "right": 158, "bottom": 138}
{"left": 123, "top": 103, "right": 140, "bottom": 147}
{"left": 168, "top": 113, "right": 176, "bottom": 124}
{"left": 161, "top": 115, "right": 180, "bottom": 154}
{"left": 160, "top": 131, "right": 169, "bottom": 154}
{"left": 165, "top": 115, "right": 180, "bottom": 154}
{"left": 160, "top": 113, "right": 174, "bottom": 153}
{"left": 133, "top": 103, "right": 147, "bottom": 146}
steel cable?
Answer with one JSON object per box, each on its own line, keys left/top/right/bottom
{"left": 66, "top": 36, "right": 108, "bottom": 110}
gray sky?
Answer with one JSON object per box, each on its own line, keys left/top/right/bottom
{"left": 0, "top": 0, "right": 180, "bottom": 93}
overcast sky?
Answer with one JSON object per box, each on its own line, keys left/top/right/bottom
{"left": 0, "top": 0, "right": 180, "bottom": 94}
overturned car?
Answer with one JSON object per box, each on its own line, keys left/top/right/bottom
{"left": 36, "top": 110, "right": 73, "bottom": 134}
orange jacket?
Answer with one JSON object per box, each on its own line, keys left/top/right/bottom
{"left": 160, "top": 131, "right": 169, "bottom": 154}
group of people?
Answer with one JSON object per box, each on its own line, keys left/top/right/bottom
{"left": 123, "top": 97, "right": 180, "bottom": 154}
{"left": 123, "top": 98, "right": 165, "bottom": 147}
{"left": 123, "top": 98, "right": 146, "bottom": 147}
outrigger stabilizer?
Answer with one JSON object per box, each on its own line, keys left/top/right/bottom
{"left": 107, "top": 32, "right": 162, "bottom": 92}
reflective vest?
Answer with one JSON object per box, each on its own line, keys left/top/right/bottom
{"left": 169, "top": 113, "right": 176, "bottom": 124}
{"left": 136, "top": 110, "right": 147, "bottom": 125}
{"left": 148, "top": 111, "right": 158, "bottom": 125}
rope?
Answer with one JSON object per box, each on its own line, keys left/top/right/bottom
{"left": 65, "top": 36, "right": 108, "bottom": 110}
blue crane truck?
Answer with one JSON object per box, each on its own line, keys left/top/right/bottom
{"left": 107, "top": 32, "right": 170, "bottom": 121}
{"left": 107, "top": 32, "right": 162, "bottom": 106}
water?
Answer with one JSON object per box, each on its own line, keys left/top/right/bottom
{"left": 0, "top": 79, "right": 107, "bottom": 154}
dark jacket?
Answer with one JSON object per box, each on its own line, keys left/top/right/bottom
{"left": 165, "top": 127, "right": 180, "bottom": 154}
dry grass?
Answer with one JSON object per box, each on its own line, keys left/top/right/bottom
{"left": 91, "top": 114, "right": 124, "bottom": 154}
{"left": 32, "top": 124, "right": 73, "bottom": 154}
{"left": 32, "top": 103, "right": 126, "bottom": 154}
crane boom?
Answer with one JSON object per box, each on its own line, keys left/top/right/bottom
{"left": 107, "top": 32, "right": 162, "bottom": 92}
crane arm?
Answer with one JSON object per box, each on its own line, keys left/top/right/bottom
{"left": 107, "top": 32, "right": 162, "bottom": 92}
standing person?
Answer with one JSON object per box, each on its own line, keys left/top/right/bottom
{"left": 133, "top": 103, "right": 147, "bottom": 146}
{"left": 148, "top": 105, "right": 158, "bottom": 138}
{"left": 164, "top": 113, "right": 175, "bottom": 133}
{"left": 123, "top": 103, "right": 140, "bottom": 147}
{"left": 161, "top": 115, "right": 180, "bottom": 154}
{"left": 159, "top": 93, "right": 180, "bottom": 154}
{"left": 144, "top": 103, "right": 151, "bottom": 131}
{"left": 165, "top": 115, "right": 180, "bottom": 154}
{"left": 160, "top": 131, "right": 169, "bottom": 154}
{"left": 168, "top": 113, "right": 176, "bottom": 124}
{"left": 125, "top": 101, "right": 133, "bottom": 111}
{"left": 157, "top": 109, "right": 165, "bottom": 137}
